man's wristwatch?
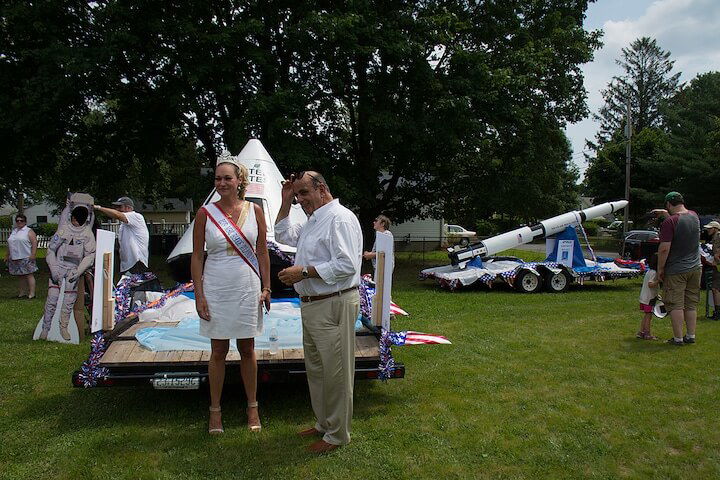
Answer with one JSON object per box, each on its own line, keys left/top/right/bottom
{"left": 301, "top": 266, "right": 309, "bottom": 279}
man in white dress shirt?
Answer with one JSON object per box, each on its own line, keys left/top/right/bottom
{"left": 276, "top": 171, "right": 363, "bottom": 454}
{"left": 94, "top": 196, "right": 150, "bottom": 274}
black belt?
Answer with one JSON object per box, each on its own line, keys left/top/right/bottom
{"left": 300, "top": 287, "right": 357, "bottom": 303}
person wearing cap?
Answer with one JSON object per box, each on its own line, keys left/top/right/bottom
{"left": 275, "top": 171, "right": 363, "bottom": 454}
{"left": 94, "top": 197, "right": 150, "bottom": 274}
{"left": 656, "top": 192, "right": 702, "bottom": 345}
{"left": 702, "top": 220, "right": 720, "bottom": 319}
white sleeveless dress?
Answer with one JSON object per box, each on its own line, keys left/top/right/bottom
{"left": 200, "top": 202, "right": 263, "bottom": 340}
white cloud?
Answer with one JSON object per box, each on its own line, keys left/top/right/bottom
{"left": 567, "top": 0, "right": 720, "bottom": 176}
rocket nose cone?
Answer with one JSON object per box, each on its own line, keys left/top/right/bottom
{"left": 612, "top": 200, "right": 629, "bottom": 210}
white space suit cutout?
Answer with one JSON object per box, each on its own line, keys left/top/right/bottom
{"left": 34, "top": 193, "right": 96, "bottom": 344}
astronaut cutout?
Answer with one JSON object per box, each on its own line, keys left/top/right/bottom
{"left": 34, "top": 193, "right": 96, "bottom": 343}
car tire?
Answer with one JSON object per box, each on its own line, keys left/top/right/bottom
{"left": 545, "top": 271, "right": 571, "bottom": 293}
{"left": 459, "top": 238, "right": 470, "bottom": 246}
{"left": 514, "top": 270, "right": 542, "bottom": 293}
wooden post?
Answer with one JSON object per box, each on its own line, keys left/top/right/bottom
{"left": 372, "top": 251, "right": 386, "bottom": 327}
{"left": 73, "top": 274, "right": 86, "bottom": 341}
{"left": 102, "top": 252, "right": 113, "bottom": 331}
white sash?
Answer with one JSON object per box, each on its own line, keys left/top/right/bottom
{"left": 203, "top": 202, "right": 260, "bottom": 279}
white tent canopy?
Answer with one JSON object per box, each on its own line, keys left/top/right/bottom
{"left": 167, "top": 139, "right": 307, "bottom": 263}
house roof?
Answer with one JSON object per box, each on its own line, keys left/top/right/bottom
{"left": 137, "top": 198, "right": 193, "bottom": 213}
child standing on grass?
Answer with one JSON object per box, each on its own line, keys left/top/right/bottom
{"left": 637, "top": 253, "right": 660, "bottom": 340}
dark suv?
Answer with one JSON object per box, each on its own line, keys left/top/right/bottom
{"left": 619, "top": 230, "right": 660, "bottom": 260}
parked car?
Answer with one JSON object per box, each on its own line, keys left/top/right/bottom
{"left": 445, "top": 224, "right": 477, "bottom": 246}
{"left": 600, "top": 220, "right": 633, "bottom": 236}
{"left": 619, "top": 230, "right": 660, "bottom": 260}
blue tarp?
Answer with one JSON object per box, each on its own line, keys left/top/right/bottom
{"left": 544, "top": 226, "right": 587, "bottom": 268}
{"left": 135, "top": 299, "right": 363, "bottom": 351}
{"left": 467, "top": 256, "right": 484, "bottom": 269}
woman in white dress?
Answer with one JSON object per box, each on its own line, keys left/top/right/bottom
{"left": 191, "top": 159, "right": 271, "bottom": 434}
{"left": 4, "top": 214, "right": 38, "bottom": 299}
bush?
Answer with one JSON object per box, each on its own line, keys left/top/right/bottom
{"left": 594, "top": 218, "right": 611, "bottom": 228}
{"left": 582, "top": 221, "right": 599, "bottom": 236}
{"left": 34, "top": 223, "right": 58, "bottom": 237}
{"left": 0, "top": 216, "right": 12, "bottom": 228}
{"left": 493, "top": 217, "right": 523, "bottom": 233}
{"left": 475, "top": 219, "right": 495, "bottom": 236}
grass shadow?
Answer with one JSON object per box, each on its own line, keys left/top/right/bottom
{"left": 15, "top": 375, "right": 396, "bottom": 434}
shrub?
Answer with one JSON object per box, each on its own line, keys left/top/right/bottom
{"left": 494, "top": 217, "right": 522, "bottom": 233}
{"left": 35, "top": 223, "right": 58, "bottom": 237}
{"left": 0, "top": 216, "right": 12, "bottom": 228}
{"left": 594, "top": 218, "right": 611, "bottom": 228}
{"left": 582, "top": 221, "right": 599, "bottom": 236}
{"left": 475, "top": 219, "right": 495, "bottom": 236}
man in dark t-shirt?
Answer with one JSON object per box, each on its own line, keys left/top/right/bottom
{"left": 657, "top": 192, "right": 701, "bottom": 345}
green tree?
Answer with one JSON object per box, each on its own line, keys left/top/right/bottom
{"left": 662, "top": 71, "right": 720, "bottom": 212}
{"left": 3, "top": 1, "right": 600, "bottom": 240}
{"left": 584, "top": 37, "right": 680, "bottom": 220}
{"left": 0, "top": 1, "right": 94, "bottom": 205}
{"left": 448, "top": 123, "right": 580, "bottom": 228}
{"left": 591, "top": 37, "right": 680, "bottom": 149}
{"left": 90, "top": 1, "right": 600, "bottom": 230}
{"left": 584, "top": 127, "right": 671, "bottom": 219}
{"left": 1, "top": 1, "right": 207, "bottom": 209}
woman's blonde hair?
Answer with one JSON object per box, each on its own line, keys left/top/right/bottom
{"left": 218, "top": 161, "right": 250, "bottom": 198}
{"left": 376, "top": 214, "right": 391, "bottom": 230}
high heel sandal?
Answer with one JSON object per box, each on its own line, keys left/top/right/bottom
{"left": 247, "top": 402, "right": 261, "bottom": 432}
{"left": 208, "top": 406, "right": 224, "bottom": 435}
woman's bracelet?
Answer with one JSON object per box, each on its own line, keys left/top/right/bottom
{"left": 262, "top": 287, "right": 271, "bottom": 293}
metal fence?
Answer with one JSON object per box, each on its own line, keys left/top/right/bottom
{"left": 1, "top": 227, "right": 473, "bottom": 254}
{"left": 99, "top": 221, "right": 190, "bottom": 236}
{"left": 0, "top": 223, "right": 190, "bottom": 249}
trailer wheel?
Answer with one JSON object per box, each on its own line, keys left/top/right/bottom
{"left": 545, "top": 271, "right": 571, "bottom": 293}
{"left": 514, "top": 270, "right": 542, "bottom": 293}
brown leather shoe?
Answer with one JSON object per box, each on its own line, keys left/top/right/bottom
{"left": 297, "top": 427, "right": 322, "bottom": 437}
{"left": 307, "top": 439, "right": 340, "bottom": 454}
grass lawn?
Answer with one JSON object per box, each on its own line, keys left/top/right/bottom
{"left": 1, "top": 249, "right": 720, "bottom": 479}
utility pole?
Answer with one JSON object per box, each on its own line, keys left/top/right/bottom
{"left": 623, "top": 97, "right": 632, "bottom": 236}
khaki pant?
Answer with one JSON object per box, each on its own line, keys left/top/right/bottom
{"left": 663, "top": 268, "right": 701, "bottom": 312}
{"left": 300, "top": 290, "right": 359, "bottom": 446}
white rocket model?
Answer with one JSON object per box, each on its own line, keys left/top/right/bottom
{"left": 449, "top": 200, "right": 628, "bottom": 267}
{"left": 167, "top": 139, "right": 307, "bottom": 281}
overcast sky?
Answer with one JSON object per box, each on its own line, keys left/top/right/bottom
{"left": 566, "top": 0, "right": 720, "bottom": 177}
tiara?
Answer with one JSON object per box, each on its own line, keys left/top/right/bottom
{"left": 216, "top": 149, "right": 241, "bottom": 168}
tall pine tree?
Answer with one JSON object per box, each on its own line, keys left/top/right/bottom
{"left": 591, "top": 37, "right": 680, "bottom": 149}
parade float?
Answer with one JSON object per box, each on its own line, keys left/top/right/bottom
{"left": 73, "top": 140, "right": 449, "bottom": 389}
{"left": 420, "top": 201, "right": 645, "bottom": 292}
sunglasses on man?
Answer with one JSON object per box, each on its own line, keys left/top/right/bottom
{"left": 292, "top": 171, "right": 326, "bottom": 186}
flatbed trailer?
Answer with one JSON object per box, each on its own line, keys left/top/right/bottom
{"left": 72, "top": 320, "right": 404, "bottom": 388}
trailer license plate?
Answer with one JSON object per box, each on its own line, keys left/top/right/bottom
{"left": 151, "top": 377, "right": 200, "bottom": 390}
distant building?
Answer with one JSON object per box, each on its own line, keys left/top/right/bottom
{"left": 136, "top": 198, "right": 193, "bottom": 224}
{"left": 0, "top": 200, "right": 61, "bottom": 225}
{"left": 390, "top": 216, "right": 445, "bottom": 251}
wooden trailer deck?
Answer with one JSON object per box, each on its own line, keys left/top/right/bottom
{"left": 99, "top": 321, "right": 381, "bottom": 368}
